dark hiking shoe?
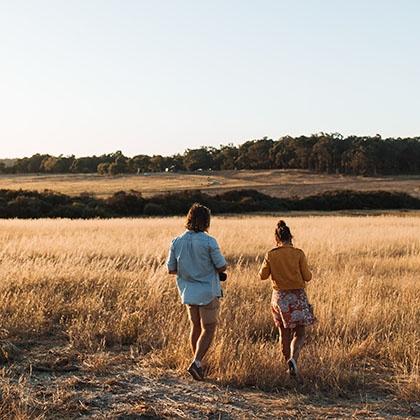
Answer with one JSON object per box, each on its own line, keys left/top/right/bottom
{"left": 287, "top": 358, "right": 298, "bottom": 377}
{"left": 187, "top": 361, "right": 204, "bottom": 381}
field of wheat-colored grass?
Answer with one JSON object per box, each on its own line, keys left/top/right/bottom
{"left": 0, "top": 215, "right": 419, "bottom": 416}
{"left": 1, "top": 170, "right": 420, "bottom": 198}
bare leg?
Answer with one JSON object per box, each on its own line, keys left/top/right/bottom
{"left": 194, "top": 322, "right": 217, "bottom": 362}
{"left": 290, "top": 325, "right": 306, "bottom": 362}
{"left": 190, "top": 323, "right": 202, "bottom": 355}
{"left": 188, "top": 306, "right": 202, "bottom": 355}
{"left": 278, "top": 324, "right": 292, "bottom": 362}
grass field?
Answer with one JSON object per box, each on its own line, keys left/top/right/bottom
{"left": 1, "top": 170, "right": 420, "bottom": 198}
{"left": 0, "top": 215, "right": 419, "bottom": 418}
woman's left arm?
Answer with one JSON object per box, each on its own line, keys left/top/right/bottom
{"left": 300, "top": 252, "right": 312, "bottom": 282}
{"left": 209, "top": 237, "right": 228, "bottom": 272}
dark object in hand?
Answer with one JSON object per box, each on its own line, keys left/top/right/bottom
{"left": 219, "top": 272, "right": 227, "bottom": 282}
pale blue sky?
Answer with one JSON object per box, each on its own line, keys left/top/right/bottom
{"left": 1, "top": 1, "right": 419, "bottom": 158}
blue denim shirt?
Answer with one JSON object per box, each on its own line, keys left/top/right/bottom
{"left": 167, "top": 230, "right": 227, "bottom": 305}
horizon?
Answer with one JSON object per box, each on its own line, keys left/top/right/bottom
{"left": 1, "top": 1, "right": 419, "bottom": 159}
{"left": 2, "top": 132, "right": 420, "bottom": 160}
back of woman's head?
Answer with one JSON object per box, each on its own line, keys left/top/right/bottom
{"left": 185, "top": 203, "right": 211, "bottom": 232}
{"left": 275, "top": 220, "right": 293, "bottom": 244}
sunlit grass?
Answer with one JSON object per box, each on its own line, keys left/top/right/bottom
{"left": 0, "top": 215, "right": 418, "bottom": 401}
{"left": 0, "top": 170, "right": 419, "bottom": 198}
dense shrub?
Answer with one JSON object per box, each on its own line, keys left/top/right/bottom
{"left": 48, "top": 204, "right": 87, "bottom": 219}
{"left": 217, "top": 189, "right": 272, "bottom": 202}
{"left": 298, "top": 190, "right": 420, "bottom": 211}
{"left": 143, "top": 203, "right": 167, "bottom": 216}
{"left": 6, "top": 196, "right": 53, "bottom": 218}
{"left": 0, "top": 188, "right": 419, "bottom": 219}
{"left": 0, "top": 198, "right": 9, "bottom": 218}
{"left": 106, "top": 191, "right": 145, "bottom": 216}
{"left": 148, "top": 190, "right": 213, "bottom": 215}
{"left": 214, "top": 190, "right": 291, "bottom": 213}
{"left": 40, "top": 190, "right": 71, "bottom": 206}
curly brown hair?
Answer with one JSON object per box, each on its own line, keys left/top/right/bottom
{"left": 185, "top": 203, "right": 211, "bottom": 232}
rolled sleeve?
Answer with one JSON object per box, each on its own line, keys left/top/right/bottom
{"left": 166, "top": 240, "right": 177, "bottom": 272}
{"left": 209, "top": 238, "right": 226, "bottom": 269}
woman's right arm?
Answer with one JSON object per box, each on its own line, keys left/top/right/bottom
{"left": 167, "top": 239, "right": 177, "bottom": 275}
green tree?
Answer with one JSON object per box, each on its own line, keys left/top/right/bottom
{"left": 129, "top": 155, "right": 151, "bottom": 173}
{"left": 183, "top": 148, "right": 213, "bottom": 171}
{"left": 97, "top": 162, "right": 110, "bottom": 175}
{"left": 149, "top": 155, "right": 167, "bottom": 172}
{"left": 213, "top": 144, "right": 238, "bottom": 170}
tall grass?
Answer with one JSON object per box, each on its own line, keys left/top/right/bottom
{"left": 0, "top": 216, "right": 418, "bottom": 400}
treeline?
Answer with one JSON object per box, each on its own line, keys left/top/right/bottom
{"left": 1, "top": 134, "right": 420, "bottom": 176}
{"left": 0, "top": 189, "right": 418, "bottom": 219}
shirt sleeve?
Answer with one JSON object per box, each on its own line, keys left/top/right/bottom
{"left": 258, "top": 253, "right": 271, "bottom": 280}
{"left": 209, "top": 237, "right": 227, "bottom": 269}
{"left": 299, "top": 251, "right": 312, "bottom": 282}
{"left": 166, "top": 239, "right": 177, "bottom": 272}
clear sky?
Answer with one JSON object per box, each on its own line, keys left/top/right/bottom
{"left": 1, "top": 1, "right": 419, "bottom": 158}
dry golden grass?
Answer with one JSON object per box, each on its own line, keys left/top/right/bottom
{"left": 0, "top": 215, "right": 419, "bottom": 417}
{"left": 1, "top": 170, "right": 419, "bottom": 198}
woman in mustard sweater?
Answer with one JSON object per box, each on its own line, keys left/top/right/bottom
{"left": 259, "top": 220, "right": 315, "bottom": 377}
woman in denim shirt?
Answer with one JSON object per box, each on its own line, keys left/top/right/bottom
{"left": 167, "top": 203, "right": 227, "bottom": 380}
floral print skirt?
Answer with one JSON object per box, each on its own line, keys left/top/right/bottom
{"left": 271, "top": 289, "right": 316, "bottom": 329}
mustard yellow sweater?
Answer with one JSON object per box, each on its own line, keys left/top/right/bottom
{"left": 259, "top": 245, "right": 312, "bottom": 290}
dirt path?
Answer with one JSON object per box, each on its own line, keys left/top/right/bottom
{"left": 1, "top": 341, "right": 418, "bottom": 419}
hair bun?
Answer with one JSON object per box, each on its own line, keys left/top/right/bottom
{"left": 278, "top": 220, "right": 287, "bottom": 228}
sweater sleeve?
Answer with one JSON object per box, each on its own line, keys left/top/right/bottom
{"left": 258, "top": 253, "right": 271, "bottom": 280}
{"left": 299, "top": 251, "right": 312, "bottom": 282}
